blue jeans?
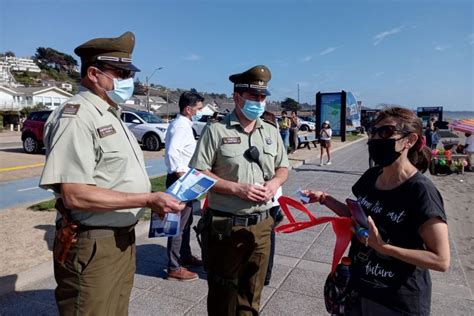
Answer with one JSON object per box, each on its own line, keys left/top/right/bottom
{"left": 280, "top": 129, "right": 289, "bottom": 151}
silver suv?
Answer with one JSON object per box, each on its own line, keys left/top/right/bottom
{"left": 120, "top": 110, "right": 169, "bottom": 151}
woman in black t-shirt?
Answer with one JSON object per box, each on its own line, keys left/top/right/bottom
{"left": 302, "top": 107, "right": 450, "bottom": 315}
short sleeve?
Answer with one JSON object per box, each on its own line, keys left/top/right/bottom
{"left": 189, "top": 124, "right": 218, "bottom": 171}
{"left": 352, "top": 167, "right": 381, "bottom": 197}
{"left": 274, "top": 129, "right": 290, "bottom": 168}
{"left": 412, "top": 178, "right": 447, "bottom": 227}
{"left": 40, "top": 117, "right": 96, "bottom": 192}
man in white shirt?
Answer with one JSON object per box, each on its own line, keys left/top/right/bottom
{"left": 165, "top": 91, "right": 205, "bottom": 281}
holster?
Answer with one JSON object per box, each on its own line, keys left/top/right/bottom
{"left": 53, "top": 199, "right": 79, "bottom": 265}
{"left": 193, "top": 210, "right": 212, "bottom": 269}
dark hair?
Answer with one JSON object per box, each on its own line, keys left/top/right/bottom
{"left": 374, "top": 107, "right": 431, "bottom": 173}
{"left": 291, "top": 110, "right": 297, "bottom": 115}
{"left": 261, "top": 111, "right": 277, "bottom": 128}
{"left": 281, "top": 110, "right": 287, "bottom": 115}
{"left": 179, "top": 91, "right": 204, "bottom": 113}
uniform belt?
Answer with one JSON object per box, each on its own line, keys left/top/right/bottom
{"left": 210, "top": 209, "right": 271, "bottom": 227}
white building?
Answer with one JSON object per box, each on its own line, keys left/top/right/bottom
{"left": 0, "top": 86, "right": 72, "bottom": 111}
{"left": 2, "top": 56, "right": 41, "bottom": 73}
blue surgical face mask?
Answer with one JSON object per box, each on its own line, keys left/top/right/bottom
{"left": 98, "top": 69, "right": 134, "bottom": 104}
{"left": 192, "top": 110, "right": 203, "bottom": 121}
{"left": 241, "top": 98, "right": 266, "bottom": 121}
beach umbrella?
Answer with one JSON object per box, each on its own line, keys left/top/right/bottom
{"left": 449, "top": 119, "right": 474, "bottom": 134}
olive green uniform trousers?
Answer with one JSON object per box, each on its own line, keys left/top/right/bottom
{"left": 205, "top": 216, "right": 273, "bottom": 316}
{"left": 54, "top": 230, "right": 136, "bottom": 316}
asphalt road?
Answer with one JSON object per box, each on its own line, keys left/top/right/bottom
{"left": 0, "top": 157, "right": 168, "bottom": 211}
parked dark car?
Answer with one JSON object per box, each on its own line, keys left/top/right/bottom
{"left": 21, "top": 110, "right": 52, "bottom": 154}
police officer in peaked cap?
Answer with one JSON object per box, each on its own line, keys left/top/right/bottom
{"left": 190, "top": 65, "right": 289, "bottom": 315}
{"left": 39, "top": 32, "right": 184, "bottom": 315}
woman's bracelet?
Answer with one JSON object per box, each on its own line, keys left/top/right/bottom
{"left": 319, "top": 192, "right": 327, "bottom": 205}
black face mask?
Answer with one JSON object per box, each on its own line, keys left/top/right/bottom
{"left": 368, "top": 138, "right": 404, "bottom": 167}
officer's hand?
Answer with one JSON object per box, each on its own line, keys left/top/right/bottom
{"left": 148, "top": 192, "right": 185, "bottom": 216}
{"left": 264, "top": 180, "right": 280, "bottom": 201}
{"left": 235, "top": 183, "right": 268, "bottom": 202}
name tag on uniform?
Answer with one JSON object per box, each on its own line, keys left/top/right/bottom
{"left": 62, "top": 103, "right": 80, "bottom": 115}
{"left": 222, "top": 137, "right": 241, "bottom": 144}
{"left": 97, "top": 124, "right": 116, "bottom": 138}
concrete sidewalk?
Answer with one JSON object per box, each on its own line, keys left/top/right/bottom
{"left": 1, "top": 139, "right": 473, "bottom": 315}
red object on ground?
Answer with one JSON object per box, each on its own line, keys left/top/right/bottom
{"left": 276, "top": 196, "right": 354, "bottom": 273}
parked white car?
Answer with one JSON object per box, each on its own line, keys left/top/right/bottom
{"left": 120, "top": 110, "right": 168, "bottom": 151}
{"left": 299, "top": 118, "right": 316, "bottom": 131}
{"left": 192, "top": 114, "right": 225, "bottom": 138}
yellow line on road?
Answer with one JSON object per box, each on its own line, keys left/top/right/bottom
{"left": 0, "top": 163, "right": 45, "bottom": 172}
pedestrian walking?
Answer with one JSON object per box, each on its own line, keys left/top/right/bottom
{"left": 303, "top": 107, "right": 450, "bottom": 315}
{"left": 190, "top": 65, "right": 289, "bottom": 315}
{"left": 319, "top": 120, "right": 332, "bottom": 166}
{"left": 164, "top": 91, "right": 205, "bottom": 281}
{"left": 279, "top": 110, "right": 291, "bottom": 152}
{"left": 39, "top": 32, "right": 184, "bottom": 315}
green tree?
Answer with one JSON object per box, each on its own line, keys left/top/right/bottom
{"left": 190, "top": 88, "right": 198, "bottom": 93}
{"left": 281, "top": 97, "right": 300, "bottom": 111}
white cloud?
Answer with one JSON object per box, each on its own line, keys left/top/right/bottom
{"left": 300, "top": 55, "right": 313, "bottom": 62}
{"left": 469, "top": 33, "right": 474, "bottom": 45}
{"left": 373, "top": 26, "right": 404, "bottom": 46}
{"left": 320, "top": 47, "right": 337, "bottom": 56}
{"left": 434, "top": 44, "right": 449, "bottom": 51}
{"left": 184, "top": 54, "right": 201, "bottom": 61}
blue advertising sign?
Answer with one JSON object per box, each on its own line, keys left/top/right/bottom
{"left": 320, "top": 93, "right": 342, "bottom": 135}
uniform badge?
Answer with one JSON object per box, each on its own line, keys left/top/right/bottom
{"left": 265, "top": 137, "right": 273, "bottom": 145}
{"left": 97, "top": 124, "right": 116, "bottom": 138}
{"left": 222, "top": 137, "right": 241, "bottom": 144}
{"left": 62, "top": 103, "right": 80, "bottom": 115}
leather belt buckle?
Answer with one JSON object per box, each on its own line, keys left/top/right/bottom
{"left": 234, "top": 217, "right": 249, "bottom": 226}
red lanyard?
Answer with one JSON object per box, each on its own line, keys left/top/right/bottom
{"left": 275, "top": 196, "right": 354, "bottom": 273}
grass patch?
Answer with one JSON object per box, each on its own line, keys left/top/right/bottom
{"left": 28, "top": 175, "right": 168, "bottom": 216}
{"left": 28, "top": 198, "right": 56, "bottom": 211}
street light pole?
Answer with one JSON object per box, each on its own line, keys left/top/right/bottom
{"left": 145, "top": 67, "right": 163, "bottom": 112}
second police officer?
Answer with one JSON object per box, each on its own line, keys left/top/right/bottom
{"left": 190, "top": 65, "right": 289, "bottom": 315}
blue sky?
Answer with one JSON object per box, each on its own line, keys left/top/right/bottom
{"left": 1, "top": 0, "right": 473, "bottom": 110}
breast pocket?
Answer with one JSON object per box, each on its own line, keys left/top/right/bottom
{"left": 98, "top": 136, "right": 129, "bottom": 174}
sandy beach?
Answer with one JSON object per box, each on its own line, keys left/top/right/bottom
{"left": 431, "top": 172, "right": 474, "bottom": 291}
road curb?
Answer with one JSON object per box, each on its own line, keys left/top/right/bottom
{"left": 0, "top": 220, "right": 152, "bottom": 296}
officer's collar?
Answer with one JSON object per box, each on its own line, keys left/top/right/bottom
{"left": 228, "top": 110, "right": 263, "bottom": 129}
{"left": 79, "top": 86, "right": 119, "bottom": 116}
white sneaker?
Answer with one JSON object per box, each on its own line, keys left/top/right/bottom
{"left": 326, "top": 161, "right": 332, "bottom": 165}
{"left": 319, "top": 163, "right": 324, "bottom": 167}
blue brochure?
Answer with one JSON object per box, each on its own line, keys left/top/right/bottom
{"left": 148, "top": 169, "right": 217, "bottom": 238}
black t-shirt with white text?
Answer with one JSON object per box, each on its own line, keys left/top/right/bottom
{"left": 350, "top": 167, "right": 446, "bottom": 315}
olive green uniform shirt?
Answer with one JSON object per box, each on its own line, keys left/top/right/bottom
{"left": 39, "top": 88, "right": 151, "bottom": 227}
{"left": 189, "top": 111, "right": 289, "bottom": 215}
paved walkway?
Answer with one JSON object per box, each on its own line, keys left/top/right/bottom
{"left": 1, "top": 139, "right": 473, "bottom": 315}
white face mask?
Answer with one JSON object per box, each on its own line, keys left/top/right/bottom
{"left": 97, "top": 69, "right": 134, "bottom": 104}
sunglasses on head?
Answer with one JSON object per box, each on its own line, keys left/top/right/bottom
{"left": 370, "top": 125, "right": 408, "bottom": 139}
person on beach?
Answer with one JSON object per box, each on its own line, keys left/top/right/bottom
{"left": 319, "top": 120, "right": 332, "bottom": 166}
{"left": 303, "top": 107, "right": 450, "bottom": 315}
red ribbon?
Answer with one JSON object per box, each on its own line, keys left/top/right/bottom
{"left": 275, "top": 196, "right": 354, "bottom": 273}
